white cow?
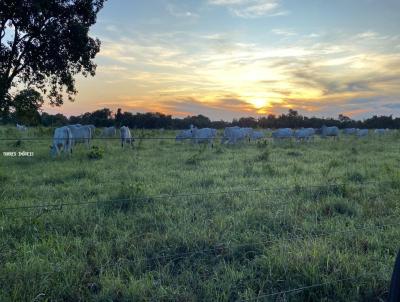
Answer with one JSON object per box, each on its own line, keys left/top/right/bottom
{"left": 221, "top": 126, "right": 248, "bottom": 144}
{"left": 320, "top": 126, "right": 339, "bottom": 139}
{"left": 67, "top": 125, "right": 91, "bottom": 148}
{"left": 120, "top": 126, "right": 133, "bottom": 148}
{"left": 190, "top": 127, "right": 217, "bottom": 147}
{"left": 16, "top": 123, "right": 27, "bottom": 131}
{"left": 101, "top": 126, "right": 117, "bottom": 137}
{"left": 251, "top": 130, "right": 265, "bottom": 141}
{"left": 343, "top": 128, "right": 357, "bottom": 135}
{"left": 241, "top": 127, "right": 254, "bottom": 141}
{"left": 374, "top": 129, "right": 387, "bottom": 135}
{"left": 272, "top": 128, "right": 294, "bottom": 140}
{"left": 176, "top": 129, "right": 192, "bottom": 142}
{"left": 87, "top": 125, "right": 96, "bottom": 138}
{"left": 50, "top": 126, "right": 73, "bottom": 157}
{"left": 357, "top": 129, "right": 369, "bottom": 137}
{"left": 295, "top": 128, "right": 315, "bottom": 141}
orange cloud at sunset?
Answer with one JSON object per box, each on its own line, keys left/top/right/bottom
{"left": 42, "top": 1, "right": 400, "bottom": 121}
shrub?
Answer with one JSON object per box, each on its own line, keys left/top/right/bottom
{"left": 350, "top": 147, "right": 358, "bottom": 155}
{"left": 103, "top": 182, "right": 151, "bottom": 213}
{"left": 87, "top": 146, "right": 104, "bottom": 160}
{"left": 257, "top": 149, "right": 270, "bottom": 161}
{"left": 256, "top": 140, "right": 268, "bottom": 148}
{"left": 287, "top": 151, "right": 302, "bottom": 157}
{"left": 321, "top": 201, "right": 357, "bottom": 217}
{"left": 214, "top": 145, "right": 224, "bottom": 154}
{"left": 347, "top": 171, "right": 365, "bottom": 183}
{"left": 8, "top": 139, "right": 23, "bottom": 148}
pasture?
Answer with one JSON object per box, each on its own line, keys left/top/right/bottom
{"left": 1, "top": 126, "right": 400, "bottom": 301}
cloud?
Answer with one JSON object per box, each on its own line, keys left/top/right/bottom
{"left": 357, "top": 31, "right": 378, "bottom": 39}
{"left": 73, "top": 20, "right": 400, "bottom": 120}
{"left": 166, "top": 3, "right": 199, "bottom": 19}
{"left": 271, "top": 28, "right": 296, "bottom": 37}
{"left": 383, "top": 103, "right": 400, "bottom": 109}
{"left": 208, "top": 0, "right": 288, "bottom": 18}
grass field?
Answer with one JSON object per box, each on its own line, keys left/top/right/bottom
{"left": 1, "top": 126, "right": 400, "bottom": 301}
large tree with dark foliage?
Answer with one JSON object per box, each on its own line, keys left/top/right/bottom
{"left": 13, "top": 88, "right": 43, "bottom": 125}
{"left": 0, "top": 0, "right": 106, "bottom": 113}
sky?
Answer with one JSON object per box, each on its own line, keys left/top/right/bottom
{"left": 44, "top": 0, "right": 400, "bottom": 121}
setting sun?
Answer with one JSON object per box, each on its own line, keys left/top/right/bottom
{"left": 249, "top": 98, "right": 269, "bottom": 109}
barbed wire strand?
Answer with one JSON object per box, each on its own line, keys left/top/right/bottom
{"left": 1, "top": 180, "right": 393, "bottom": 212}
{"left": 117, "top": 220, "right": 400, "bottom": 265}
{"left": 1, "top": 136, "right": 229, "bottom": 141}
{"left": 2, "top": 134, "right": 395, "bottom": 142}
{"left": 2, "top": 220, "right": 398, "bottom": 277}
{"left": 5, "top": 183, "right": 389, "bottom": 250}
{"left": 241, "top": 275, "right": 367, "bottom": 301}
{"left": 1, "top": 235, "right": 395, "bottom": 302}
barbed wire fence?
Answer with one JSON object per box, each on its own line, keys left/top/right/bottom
{"left": 1, "top": 180, "right": 399, "bottom": 300}
{"left": 1, "top": 227, "right": 396, "bottom": 301}
{"left": 1, "top": 180, "right": 396, "bottom": 213}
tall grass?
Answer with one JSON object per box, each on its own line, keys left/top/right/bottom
{"left": 0, "top": 127, "right": 399, "bottom": 301}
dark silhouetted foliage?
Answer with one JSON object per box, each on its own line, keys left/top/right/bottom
{"left": 0, "top": 0, "right": 106, "bottom": 111}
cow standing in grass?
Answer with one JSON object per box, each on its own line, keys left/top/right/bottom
{"left": 295, "top": 128, "right": 315, "bottom": 142}
{"left": 272, "top": 128, "right": 294, "bottom": 140}
{"left": 190, "top": 127, "right": 217, "bottom": 147}
{"left": 67, "top": 125, "right": 91, "bottom": 148}
{"left": 87, "top": 124, "right": 96, "bottom": 138}
{"left": 320, "top": 125, "right": 339, "bottom": 139}
{"left": 16, "top": 123, "right": 27, "bottom": 131}
{"left": 221, "top": 126, "right": 248, "bottom": 144}
{"left": 101, "top": 126, "right": 117, "bottom": 138}
{"left": 50, "top": 126, "right": 73, "bottom": 157}
{"left": 251, "top": 130, "right": 265, "bottom": 141}
{"left": 357, "top": 129, "right": 369, "bottom": 138}
{"left": 121, "top": 126, "right": 134, "bottom": 148}
{"left": 176, "top": 129, "right": 192, "bottom": 142}
{"left": 374, "top": 129, "right": 387, "bottom": 135}
{"left": 343, "top": 128, "right": 357, "bottom": 135}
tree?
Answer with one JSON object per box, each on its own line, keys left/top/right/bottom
{"left": 0, "top": 91, "right": 11, "bottom": 122}
{"left": 288, "top": 109, "right": 299, "bottom": 117}
{"left": 238, "top": 117, "right": 257, "bottom": 128}
{"left": 13, "top": 88, "right": 43, "bottom": 125}
{"left": 41, "top": 112, "right": 68, "bottom": 126}
{"left": 0, "top": 0, "right": 106, "bottom": 109}
{"left": 115, "top": 108, "right": 122, "bottom": 127}
{"left": 338, "top": 114, "right": 350, "bottom": 122}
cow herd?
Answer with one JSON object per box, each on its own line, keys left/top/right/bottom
{"left": 50, "top": 124, "right": 135, "bottom": 156}
{"left": 10, "top": 123, "right": 391, "bottom": 157}
{"left": 175, "top": 125, "right": 390, "bottom": 146}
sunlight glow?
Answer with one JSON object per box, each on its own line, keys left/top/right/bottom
{"left": 249, "top": 98, "right": 269, "bottom": 109}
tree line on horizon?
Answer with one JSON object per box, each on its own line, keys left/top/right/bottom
{"left": 2, "top": 98, "right": 400, "bottom": 130}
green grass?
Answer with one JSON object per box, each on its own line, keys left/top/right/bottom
{"left": 1, "top": 127, "right": 400, "bottom": 301}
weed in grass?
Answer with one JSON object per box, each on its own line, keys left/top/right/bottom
{"left": 257, "top": 149, "right": 270, "bottom": 161}
{"left": 214, "top": 145, "right": 224, "bottom": 154}
{"left": 186, "top": 153, "right": 201, "bottom": 165}
{"left": 11, "top": 140, "right": 23, "bottom": 148}
{"left": 347, "top": 171, "right": 366, "bottom": 183}
{"left": 87, "top": 146, "right": 104, "bottom": 160}
{"left": 321, "top": 200, "right": 357, "bottom": 217}
{"left": 102, "top": 182, "right": 151, "bottom": 212}
{"left": 351, "top": 147, "right": 359, "bottom": 155}
{"left": 287, "top": 150, "right": 302, "bottom": 157}
{"left": 256, "top": 140, "right": 268, "bottom": 149}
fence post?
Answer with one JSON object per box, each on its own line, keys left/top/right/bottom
{"left": 389, "top": 249, "right": 400, "bottom": 302}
